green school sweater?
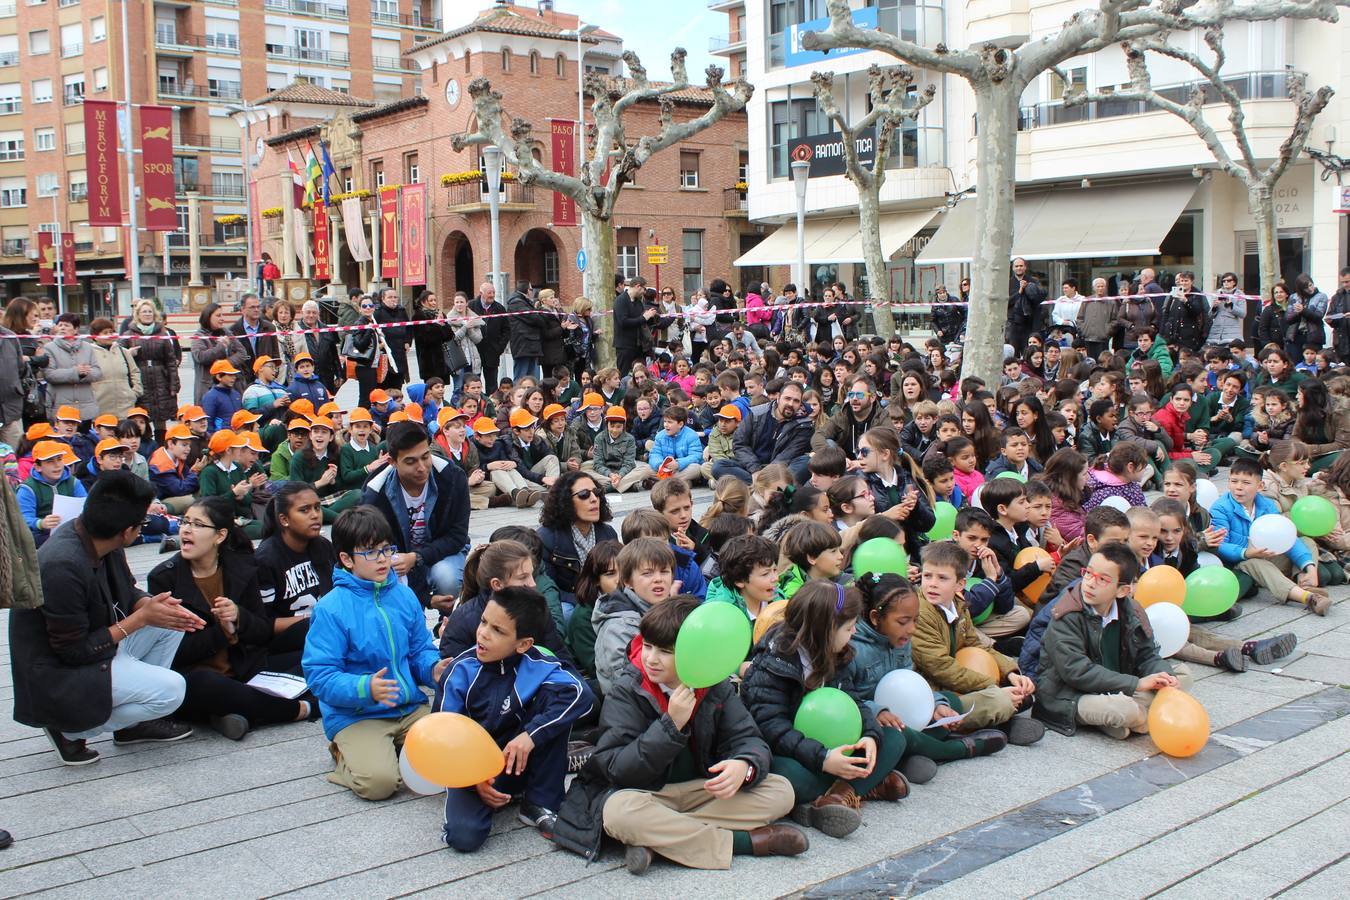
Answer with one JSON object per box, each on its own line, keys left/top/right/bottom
{"left": 339, "top": 441, "right": 382, "bottom": 490}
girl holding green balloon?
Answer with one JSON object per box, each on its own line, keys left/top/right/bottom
{"left": 1262, "top": 441, "right": 1350, "bottom": 584}
{"left": 741, "top": 582, "right": 909, "bottom": 839}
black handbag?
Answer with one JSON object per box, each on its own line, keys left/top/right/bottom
{"left": 443, "top": 339, "right": 468, "bottom": 373}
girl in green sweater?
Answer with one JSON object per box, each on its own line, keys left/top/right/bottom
{"left": 197, "top": 430, "right": 265, "bottom": 539}
{"left": 287, "top": 417, "right": 359, "bottom": 522}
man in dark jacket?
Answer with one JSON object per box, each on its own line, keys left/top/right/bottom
{"left": 229, "top": 293, "right": 280, "bottom": 385}
{"left": 1007, "top": 258, "right": 1046, "bottom": 348}
{"left": 614, "top": 276, "right": 657, "bottom": 375}
{"left": 1327, "top": 267, "right": 1350, "bottom": 359}
{"left": 298, "top": 300, "right": 341, "bottom": 393}
{"left": 811, "top": 374, "right": 882, "bottom": 455}
{"left": 470, "top": 281, "right": 508, "bottom": 392}
{"left": 552, "top": 598, "right": 804, "bottom": 871}
{"left": 360, "top": 422, "right": 470, "bottom": 605}
{"left": 707, "top": 278, "right": 738, "bottom": 346}
{"left": 1160, "top": 270, "right": 1209, "bottom": 353}
{"left": 506, "top": 281, "right": 545, "bottom": 381}
{"left": 713, "top": 380, "right": 813, "bottom": 484}
{"left": 9, "top": 471, "right": 200, "bottom": 766}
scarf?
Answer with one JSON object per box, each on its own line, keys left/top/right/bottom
{"left": 131, "top": 321, "right": 158, "bottom": 336}
{"left": 571, "top": 522, "right": 598, "bottom": 562}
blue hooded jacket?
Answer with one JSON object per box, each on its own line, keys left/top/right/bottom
{"left": 1209, "top": 491, "right": 1313, "bottom": 570}
{"left": 671, "top": 542, "right": 707, "bottom": 600}
{"left": 1020, "top": 579, "right": 1077, "bottom": 683}
{"left": 648, "top": 425, "right": 703, "bottom": 472}
{"left": 439, "top": 645, "right": 593, "bottom": 747}
{"left": 302, "top": 568, "right": 442, "bottom": 740}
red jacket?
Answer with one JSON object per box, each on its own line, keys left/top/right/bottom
{"left": 1152, "top": 403, "right": 1193, "bottom": 460}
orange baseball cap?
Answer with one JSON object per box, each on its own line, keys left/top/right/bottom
{"left": 605, "top": 406, "right": 627, "bottom": 421}
{"left": 55, "top": 405, "right": 82, "bottom": 422}
{"left": 387, "top": 410, "right": 409, "bottom": 424}
{"left": 404, "top": 402, "right": 424, "bottom": 422}
{"left": 251, "top": 355, "right": 275, "bottom": 374}
{"left": 238, "top": 432, "right": 265, "bottom": 452}
{"left": 127, "top": 407, "right": 149, "bottom": 419}
{"left": 580, "top": 392, "right": 604, "bottom": 410}
{"left": 93, "top": 414, "right": 119, "bottom": 429}
{"left": 318, "top": 402, "right": 341, "bottom": 418}
{"left": 542, "top": 403, "right": 566, "bottom": 421}
{"left": 25, "top": 423, "right": 54, "bottom": 441}
{"left": 292, "top": 351, "right": 314, "bottom": 364}
{"left": 32, "top": 440, "right": 79, "bottom": 465}
{"left": 230, "top": 409, "right": 261, "bottom": 429}
{"left": 309, "top": 416, "right": 336, "bottom": 432}
{"left": 176, "top": 404, "right": 192, "bottom": 420}
{"left": 509, "top": 409, "right": 538, "bottom": 428}
{"left": 95, "top": 438, "right": 127, "bottom": 458}
{"left": 369, "top": 389, "right": 391, "bottom": 404}
{"left": 347, "top": 407, "right": 374, "bottom": 424}
{"left": 714, "top": 404, "right": 743, "bottom": 421}
{"left": 289, "top": 399, "right": 316, "bottom": 418}
{"left": 472, "top": 418, "right": 500, "bottom": 435}
{"left": 286, "top": 418, "right": 313, "bottom": 432}
{"left": 208, "top": 430, "right": 239, "bottom": 455}
{"left": 164, "top": 424, "right": 194, "bottom": 442}
{"left": 210, "top": 359, "right": 241, "bottom": 376}
{"left": 437, "top": 406, "right": 467, "bottom": 426}
{"left": 182, "top": 405, "right": 208, "bottom": 422}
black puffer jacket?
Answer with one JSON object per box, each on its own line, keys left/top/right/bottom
{"left": 740, "top": 631, "right": 881, "bottom": 772}
{"left": 507, "top": 291, "right": 546, "bottom": 359}
{"left": 730, "top": 402, "right": 814, "bottom": 473}
{"left": 1160, "top": 291, "right": 1209, "bottom": 352}
{"left": 552, "top": 653, "right": 773, "bottom": 861}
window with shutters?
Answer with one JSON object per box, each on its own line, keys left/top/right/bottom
{"left": 679, "top": 151, "right": 700, "bottom": 188}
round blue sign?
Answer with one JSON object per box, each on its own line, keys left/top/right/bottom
{"left": 576, "top": 249, "right": 587, "bottom": 272}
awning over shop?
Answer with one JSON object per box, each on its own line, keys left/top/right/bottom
{"left": 916, "top": 181, "right": 1199, "bottom": 264}
{"left": 735, "top": 210, "right": 936, "bottom": 267}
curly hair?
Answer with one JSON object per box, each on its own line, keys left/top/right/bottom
{"left": 538, "top": 469, "right": 612, "bottom": 530}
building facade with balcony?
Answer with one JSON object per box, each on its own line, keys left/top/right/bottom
{"left": 727, "top": 1, "right": 1350, "bottom": 326}
{"left": 249, "top": 1, "right": 750, "bottom": 311}
{"left": 0, "top": 0, "right": 444, "bottom": 319}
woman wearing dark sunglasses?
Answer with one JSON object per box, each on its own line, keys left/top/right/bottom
{"left": 345, "top": 296, "right": 383, "bottom": 409}
{"left": 537, "top": 470, "right": 617, "bottom": 613}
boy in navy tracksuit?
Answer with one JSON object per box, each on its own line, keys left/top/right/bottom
{"left": 439, "top": 586, "right": 594, "bottom": 852}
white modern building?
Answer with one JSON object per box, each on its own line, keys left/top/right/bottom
{"left": 719, "top": 0, "right": 1350, "bottom": 327}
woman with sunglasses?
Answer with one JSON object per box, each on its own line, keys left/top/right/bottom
{"left": 147, "top": 496, "right": 312, "bottom": 741}
{"left": 347, "top": 296, "right": 383, "bottom": 409}
{"left": 537, "top": 470, "right": 618, "bottom": 613}
{"left": 1208, "top": 272, "right": 1247, "bottom": 344}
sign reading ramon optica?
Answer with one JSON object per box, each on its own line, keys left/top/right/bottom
{"left": 790, "top": 126, "right": 878, "bottom": 178}
{"left": 785, "top": 6, "right": 878, "bottom": 68}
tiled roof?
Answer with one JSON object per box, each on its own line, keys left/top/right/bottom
{"left": 352, "top": 96, "right": 430, "bottom": 123}
{"left": 252, "top": 81, "right": 375, "bottom": 108}
{"left": 264, "top": 125, "right": 321, "bottom": 148}
{"left": 419, "top": 6, "right": 605, "bottom": 51}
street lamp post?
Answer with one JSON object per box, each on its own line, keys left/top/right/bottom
{"left": 484, "top": 144, "right": 504, "bottom": 299}
{"left": 791, "top": 159, "right": 810, "bottom": 297}
{"left": 227, "top": 103, "right": 261, "bottom": 294}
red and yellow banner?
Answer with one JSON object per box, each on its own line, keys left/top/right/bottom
{"left": 83, "top": 100, "right": 122, "bottom": 227}
{"left": 60, "top": 232, "right": 76, "bottom": 286}
{"left": 549, "top": 119, "right": 577, "bottom": 227}
{"left": 400, "top": 183, "right": 426, "bottom": 286}
{"left": 37, "top": 232, "right": 54, "bottom": 285}
{"left": 379, "top": 188, "right": 399, "bottom": 280}
{"left": 139, "top": 105, "right": 176, "bottom": 231}
{"left": 313, "top": 202, "right": 330, "bottom": 281}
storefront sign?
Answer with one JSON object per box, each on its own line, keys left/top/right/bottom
{"left": 550, "top": 119, "right": 578, "bottom": 227}
{"left": 380, "top": 189, "right": 399, "bottom": 280}
{"left": 83, "top": 100, "right": 123, "bottom": 227}
{"left": 401, "top": 183, "right": 426, "bottom": 286}
{"left": 786, "top": 7, "right": 877, "bottom": 68}
{"left": 313, "top": 202, "right": 330, "bottom": 281}
{"left": 139, "top": 105, "right": 176, "bottom": 231}
{"left": 790, "top": 126, "right": 877, "bottom": 178}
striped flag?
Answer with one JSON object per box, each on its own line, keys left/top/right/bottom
{"left": 287, "top": 150, "right": 305, "bottom": 207}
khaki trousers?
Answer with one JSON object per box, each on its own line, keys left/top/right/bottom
{"left": 602, "top": 774, "right": 795, "bottom": 870}
{"left": 490, "top": 467, "right": 531, "bottom": 495}
{"left": 956, "top": 685, "right": 1017, "bottom": 730}
{"left": 1075, "top": 663, "right": 1194, "bottom": 737}
{"left": 1237, "top": 538, "right": 1318, "bottom": 601}
{"left": 672, "top": 464, "right": 704, "bottom": 487}
{"left": 468, "top": 480, "right": 495, "bottom": 510}
{"left": 1174, "top": 626, "right": 1240, "bottom": 666}
{"left": 531, "top": 455, "right": 561, "bottom": 481}
{"left": 162, "top": 495, "right": 196, "bottom": 515}
{"left": 700, "top": 460, "right": 718, "bottom": 484}
{"left": 328, "top": 705, "right": 429, "bottom": 801}
{"left": 601, "top": 463, "right": 655, "bottom": 493}
{"left": 976, "top": 604, "right": 1032, "bottom": 642}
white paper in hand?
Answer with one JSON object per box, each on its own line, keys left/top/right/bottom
{"left": 246, "top": 671, "right": 308, "bottom": 699}
{"left": 51, "top": 493, "right": 86, "bottom": 524}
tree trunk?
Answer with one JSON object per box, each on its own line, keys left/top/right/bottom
{"left": 1249, "top": 183, "right": 1280, "bottom": 302}
{"left": 585, "top": 210, "right": 617, "bottom": 368}
{"left": 857, "top": 191, "right": 895, "bottom": 338}
{"left": 963, "top": 83, "right": 1020, "bottom": 388}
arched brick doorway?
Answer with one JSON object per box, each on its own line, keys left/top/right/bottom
{"left": 441, "top": 230, "right": 474, "bottom": 297}
{"left": 513, "top": 228, "right": 560, "bottom": 293}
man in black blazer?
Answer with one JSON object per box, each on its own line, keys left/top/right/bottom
{"left": 230, "top": 292, "right": 280, "bottom": 385}
{"left": 614, "top": 275, "right": 657, "bottom": 374}
{"left": 470, "top": 280, "right": 508, "bottom": 393}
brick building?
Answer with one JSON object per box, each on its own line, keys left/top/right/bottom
{"left": 250, "top": 1, "right": 753, "bottom": 308}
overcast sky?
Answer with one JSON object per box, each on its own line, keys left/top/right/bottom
{"left": 446, "top": 0, "right": 723, "bottom": 82}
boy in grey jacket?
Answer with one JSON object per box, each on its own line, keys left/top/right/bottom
{"left": 591, "top": 406, "right": 654, "bottom": 493}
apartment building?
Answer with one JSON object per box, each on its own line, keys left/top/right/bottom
{"left": 0, "top": 0, "right": 442, "bottom": 318}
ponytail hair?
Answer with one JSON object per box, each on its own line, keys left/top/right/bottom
{"left": 260, "top": 482, "right": 321, "bottom": 540}
{"left": 1264, "top": 438, "right": 1310, "bottom": 472}
{"left": 460, "top": 539, "right": 533, "bottom": 600}
{"left": 1105, "top": 441, "right": 1148, "bottom": 476}
{"left": 854, "top": 572, "right": 917, "bottom": 629}
{"left": 758, "top": 483, "right": 824, "bottom": 535}
{"left": 700, "top": 474, "right": 750, "bottom": 527}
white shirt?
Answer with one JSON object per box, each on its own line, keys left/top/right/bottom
{"left": 1097, "top": 600, "right": 1119, "bottom": 627}
{"left": 1052, "top": 294, "right": 1082, "bottom": 327}
{"left": 937, "top": 601, "right": 959, "bottom": 624}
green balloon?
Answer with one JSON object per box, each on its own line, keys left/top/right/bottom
{"left": 1183, "top": 567, "right": 1239, "bottom": 617}
{"left": 995, "top": 470, "right": 1027, "bottom": 483}
{"left": 926, "top": 501, "right": 959, "bottom": 541}
{"left": 852, "top": 537, "right": 909, "bottom": 577}
{"left": 674, "top": 601, "right": 753, "bottom": 688}
{"left": 1291, "top": 495, "right": 1338, "bottom": 538}
{"left": 966, "top": 577, "right": 992, "bottom": 624}
{"left": 793, "top": 687, "right": 863, "bottom": 749}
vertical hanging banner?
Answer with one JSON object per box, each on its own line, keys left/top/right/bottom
{"left": 60, "top": 233, "right": 76, "bottom": 286}
{"left": 379, "top": 188, "right": 399, "bottom": 280}
{"left": 37, "top": 232, "right": 55, "bottom": 285}
{"left": 400, "top": 183, "right": 426, "bottom": 286}
{"left": 139, "top": 105, "right": 176, "bottom": 230}
{"left": 549, "top": 119, "right": 577, "bottom": 227}
{"left": 83, "top": 100, "right": 123, "bottom": 227}
{"left": 313, "top": 202, "right": 330, "bottom": 281}
{"left": 342, "top": 197, "right": 371, "bottom": 262}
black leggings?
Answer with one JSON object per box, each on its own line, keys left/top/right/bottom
{"left": 178, "top": 649, "right": 306, "bottom": 726}
{"left": 356, "top": 365, "right": 380, "bottom": 409}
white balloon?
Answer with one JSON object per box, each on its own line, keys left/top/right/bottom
{"left": 1196, "top": 552, "right": 1222, "bottom": 569}
{"left": 873, "top": 669, "right": 936, "bottom": 731}
{"left": 1249, "top": 514, "right": 1297, "bottom": 555}
{"left": 1101, "top": 495, "right": 1132, "bottom": 512}
{"left": 1147, "top": 602, "right": 1190, "bottom": 659}
{"left": 399, "top": 746, "right": 443, "bottom": 796}
{"left": 1194, "top": 479, "right": 1220, "bottom": 511}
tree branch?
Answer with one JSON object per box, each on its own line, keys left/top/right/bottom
{"left": 801, "top": 0, "right": 978, "bottom": 75}
{"left": 811, "top": 65, "right": 934, "bottom": 190}
{"left": 451, "top": 79, "right": 584, "bottom": 199}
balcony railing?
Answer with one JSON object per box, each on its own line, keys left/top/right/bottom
{"left": 158, "top": 81, "right": 242, "bottom": 101}
{"left": 265, "top": 45, "right": 350, "bottom": 65}
{"left": 63, "top": 91, "right": 85, "bottom": 106}
{"left": 444, "top": 181, "right": 535, "bottom": 208}
{"left": 723, "top": 187, "right": 748, "bottom": 212}
{"left": 167, "top": 232, "right": 229, "bottom": 248}
{"left": 176, "top": 132, "right": 242, "bottom": 151}
{"left": 372, "top": 10, "right": 441, "bottom": 29}
{"left": 263, "top": 0, "right": 348, "bottom": 20}
{"left": 61, "top": 42, "right": 82, "bottom": 57}
{"left": 66, "top": 141, "right": 84, "bottom": 154}
{"left": 1020, "top": 70, "right": 1303, "bottom": 130}
{"left": 155, "top": 28, "right": 217, "bottom": 50}
{"left": 69, "top": 185, "right": 87, "bottom": 202}
{"left": 709, "top": 33, "right": 745, "bottom": 53}
{"left": 373, "top": 56, "right": 411, "bottom": 72}
{"left": 0, "top": 52, "right": 19, "bottom": 67}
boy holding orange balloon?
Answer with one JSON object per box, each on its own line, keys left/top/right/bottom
{"left": 981, "top": 479, "right": 1056, "bottom": 598}
{"left": 1033, "top": 543, "right": 1192, "bottom": 739}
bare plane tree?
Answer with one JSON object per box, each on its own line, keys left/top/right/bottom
{"left": 1064, "top": 29, "right": 1333, "bottom": 300}
{"left": 811, "top": 65, "right": 936, "bottom": 338}
{"left": 803, "top": 0, "right": 1343, "bottom": 386}
{"left": 452, "top": 50, "right": 753, "bottom": 366}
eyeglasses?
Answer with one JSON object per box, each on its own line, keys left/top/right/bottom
{"left": 352, "top": 546, "right": 398, "bottom": 561}
{"left": 858, "top": 446, "right": 872, "bottom": 458}
{"left": 846, "top": 391, "right": 868, "bottom": 401}
{"left": 572, "top": 488, "right": 598, "bottom": 501}
{"left": 1081, "top": 567, "right": 1117, "bottom": 587}
{"left": 179, "top": 518, "right": 220, "bottom": 532}
{"left": 853, "top": 492, "right": 871, "bottom": 501}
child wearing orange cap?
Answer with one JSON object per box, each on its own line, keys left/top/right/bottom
{"left": 338, "top": 408, "right": 388, "bottom": 490}
{"left": 199, "top": 430, "right": 267, "bottom": 539}
{"left": 16, "top": 440, "right": 87, "bottom": 546}
{"left": 202, "top": 360, "right": 245, "bottom": 434}
{"left": 13, "top": 423, "right": 56, "bottom": 483}
{"left": 432, "top": 407, "right": 494, "bottom": 509}
{"left": 507, "top": 408, "right": 562, "bottom": 487}
{"left": 270, "top": 417, "right": 313, "bottom": 482}
{"left": 285, "top": 351, "right": 329, "bottom": 408}
{"left": 242, "top": 355, "right": 293, "bottom": 425}
{"left": 563, "top": 393, "right": 608, "bottom": 473}
{"left": 700, "top": 404, "right": 743, "bottom": 483}
{"left": 592, "top": 406, "right": 655, "bottom": 494}
{"left": 290, "top": 417, "right": 360, "bottom": 521}
{"left": 539, "top": 403, "right": 570, "bottom": 457}
{"left": 149, "top": 424, "right": 209, "bottom": 514}
{"left": 471, "top": 417, "right": 544, "bottom": 508}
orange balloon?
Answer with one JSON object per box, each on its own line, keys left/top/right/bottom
{"left": 753, "top": 601, "right": 788, "bottom": 644}
{"left": 404, "top": 712, "right": 505, "bottom": 788}
{"left": 955, "top": 646, "right": 1002, "bottom": 684}
{"left": 1136, "top": 566, "right": 1187, "bottom": 608}
{"left": 1148, "top": 687, "right": 1210, "bottom": 757}
{"left": 1014, "top": 547, "right": 1054, "bottom": 606}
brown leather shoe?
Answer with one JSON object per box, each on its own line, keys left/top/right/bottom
{"left": 487, "top": 492, "right": 512, "bottom": 508}
{"left": 748, "top": 824, "right": 809, "bottom": 857}
{"left": 861, "top": 770, "right": 909, "bottom": 802}
{"left": 801, "top": 779, "right": 862, "bottom": 837}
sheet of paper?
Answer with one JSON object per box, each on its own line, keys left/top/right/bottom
{"left": 246, "top": 671, "right": 308, "bottom": 700}
{"left": 929, "top": 711, "right": 969, "bottom": 729}
{"left": 51, "top": 493, "right": 85, "bottom": 524}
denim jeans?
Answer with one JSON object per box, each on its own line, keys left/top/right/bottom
{"left": 408, "top": 549, "right": 469, "bottom": 603}
{"left": 65, "top": 625, "right": 187, "bottom": 740}
{"left": 711, "top": 459, "right": 753, "bottom": 484}
{"left": 513, "top": 356, "right": 541, "bottom": 382}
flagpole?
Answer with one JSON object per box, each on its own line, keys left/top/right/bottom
{"left": 118, "top": 0, "right": 141, "bottom": 314}
{"left": 52, "top": 191, "right": 64, "bottom": 314}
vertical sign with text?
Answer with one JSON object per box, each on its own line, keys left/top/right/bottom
{"left": 549, "top": 119, "right": 577, "bottom": 227}
{"left": 60, "top": 233, "right": 76, "bottom": 285}
{"left": 401, "top": 183, "right": 426, "bottom": 286}
{"left": 379, "top": 188, "right": 399, "bottom": 280}
{"left": 139, "top": 105, "right": 176, "bottom": 230}
{"left": 83, "top": 100, "right": 123, "bottom": 227}
{"left": 313, "top": 202, "right": 330, "bottom": 281}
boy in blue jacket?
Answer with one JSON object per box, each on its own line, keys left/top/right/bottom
{"left": 302, "top": 507, "right": 451, "bottom": 800}
{"left": 439, "top": 586, "right": 594, "bottom": 852}
{"left": 649, "top": 406, "right": 705, "bottom": 484}
{"left": 1209, "top": 458, "right": 1329, "bottom": 614}
{"left": 16, "top": 440, "right": 87, "bottom": 547}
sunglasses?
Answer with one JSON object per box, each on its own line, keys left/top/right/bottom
{"left": 846, "top": 391, "right": 868, "bottom": 401}
{"left": 572, "top": 488, "right": 599, "bottom": 501}
{"left": 858, "top": 446, "right": 871, "bottom": 458}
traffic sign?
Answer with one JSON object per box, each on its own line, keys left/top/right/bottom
{"left": 576, "top": 249, "right": 587, "bottom": 272}
{"left": 646, "top": 244, "right": 668, "bottom": 265}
